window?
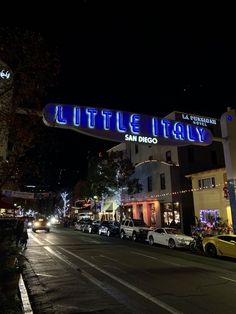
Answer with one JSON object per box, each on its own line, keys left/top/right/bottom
{"left": 199, "top": 209, "right": 219, "bottom": 224}
{"left": 218, "top": 236, "right": 236, "bottom": 242}
{"left": 147, "top": 176, "right": 152, "bottom": 192}
{"left": 198, "top": 177, "right": 215, "bottom": 189}
{"left": 160, "top": 173, "right": 166, "bottom": 190}
{"left": 156, "top": 229, "right": 164, "bottom": 234}
{"left": 135, "top": 144, "right": 139, "bottom": 154}
{"left": 166, "top": 151, "right": 172, "bottom": 163}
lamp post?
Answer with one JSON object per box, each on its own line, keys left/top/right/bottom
{"left": 220, "top": 108, "right": 236, "bottom": 233}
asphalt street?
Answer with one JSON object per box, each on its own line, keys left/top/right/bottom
{"left": 20, "top": 226, "right": 236, "bottom": 314}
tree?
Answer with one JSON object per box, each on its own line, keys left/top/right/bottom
{"left": 0, "top": 27, "right": 59, "bottom": 191}
{"left": 85, "top": 151, "right": 142, "bottom": 202}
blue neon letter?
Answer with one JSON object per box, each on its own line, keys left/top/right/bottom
{"left": 73, "top": 107, "right": 80, "bottom": 126}
{"left": 196, "top": 127, "right": 205, "bottom": 142}
{"left": 102, "top": 110, "right": 112, "bottom": 130}
{"left": 161, "top": 119, "right": 171, "bottom": 138}
{"left": 186, "top": 125, "right": 195, "bottom": 142}
{"left": 129, "top": 114, "right": 140, "bottom": 134}
{"left": 173, "top": 122, "right": 185, "bottom": 140}
{"left": 116, "top": 112, "right": 127, "bottom": 133}
{"left": 152, "top": 118, "right": 158, "bottom": 136}
{"left": 55, "top": 105, "right": 67, "bottom": 125}
{"left": 86, "top": 108, "right": 97, "bottom": 128}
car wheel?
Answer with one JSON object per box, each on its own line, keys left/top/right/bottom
{"left": 120, "top": 230, "right": 125, "bottom": 239}
{"left": 149, "top": 236, "right": 154, "bottom": 246}
{"left": 205, "top": 244, "right": 217, "bottom": 257}
{"left": 168, "top": 238, "right": 176, "bottom": 249}
{"left": 189, "top": 241, "right": 196, "bottom": 252}
{"left": 132, "top": 232, "right": 137, "bottom": 241}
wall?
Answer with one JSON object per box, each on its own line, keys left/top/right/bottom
{"left": 190, "top": 168, "right": 232, "bottom": 225}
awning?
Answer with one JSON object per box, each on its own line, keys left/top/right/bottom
{"left": 0, "top": 199, "right": 16, "bottom": 209}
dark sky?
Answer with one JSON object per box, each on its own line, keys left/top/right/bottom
{"left": 25, "top": 2, "right": 236, "bottom": 189}
{"left": 40, "top": 2, "right": 236, "bottom": 118}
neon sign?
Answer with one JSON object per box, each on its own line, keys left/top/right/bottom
{"left": 0, "top": 69, "right": 11, "bottom": 79}
{"left": 42, "top": 104, "right": 213, "bottom": 146}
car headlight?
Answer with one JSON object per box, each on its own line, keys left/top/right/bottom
{"left": 46, "top": 222, "right": 51, "bottom": 226}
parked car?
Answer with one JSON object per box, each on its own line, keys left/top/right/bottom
{"left": 98, "top": 220, "right": 120, "bottom": 237}
{"left": 74, "top": 218, "right": 92, "bottom": 231}
{"left": 88, "top": 220, "right": 101, "bottom": 234}
{"left": 147, "top": 227, "right": 193, "bottom": 249}
{"left": 120, "top": 218, "right": 150, "bottom": 241}
{"left": 32, "top": 218, "right": 50, "bottom": 233}
{"left": 202, "top": 234, "right": 236, "bottom": 258}
{"left": 81, "top": 219, "right": 93, "bottom": 232}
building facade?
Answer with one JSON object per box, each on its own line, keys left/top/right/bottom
{"left": 187, "top": 168, "right": 232, "bottom": 230}
{"left": 113, "top": 111, "right": 225, "bottom": 234}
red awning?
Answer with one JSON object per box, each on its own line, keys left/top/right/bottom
{"left": 0, "top": 199, "right": 15, "bottom": 209}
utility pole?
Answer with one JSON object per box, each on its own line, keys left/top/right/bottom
{"left": 0, "top": 59, "right": 13, "bottom": 161}
{"left": 220, "top": 108, "right": 236, "bottom": 233}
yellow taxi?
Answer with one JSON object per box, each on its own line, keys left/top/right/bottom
{"left": 202, "top": 234, "right": 236, "bottom": 258}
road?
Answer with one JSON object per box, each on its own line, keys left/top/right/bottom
{"left": 22, "top": 225, "right": 236, "bottom": 314}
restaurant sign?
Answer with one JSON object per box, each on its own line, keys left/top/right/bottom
{"left": 42, "top": 104, "right": 213, "bottom": 146}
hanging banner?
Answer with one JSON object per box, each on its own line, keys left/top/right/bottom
{"left": 1, "top": 189, "right": 35, "bottom": 199}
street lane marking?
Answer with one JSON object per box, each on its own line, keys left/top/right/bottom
{"left": 36, "top": 273, "right": 57, "bottom": 277}
{"left": 219, "top": 276, "right": 236, "bottom": 283}
{"left": 99, "top": 255, "right": 119, "bottom": 262}
{"left": 29, "top": 234, "right": 44, "bottom": 245}
{"left": 131, "top": 251, "right": 183, "bottom": 267}
{"left": 60, "top": 247, "right": 183, "bottom": 314}
{"left": 43, "top": 238, "right": 55, "bottom": 245}
{"left": 29, "top": 233, "right": 55, "bottom": 245}
{"left": 44, "top": 246, "right": 76, "bottom": 268}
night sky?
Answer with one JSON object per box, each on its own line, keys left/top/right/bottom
{"left": 25, "top": 2, "right": 236, "bottom": 189}
{"left": 40, "top": 3, "right": 236, "bottom": 118}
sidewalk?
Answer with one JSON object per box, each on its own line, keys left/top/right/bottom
{"left": 19, "top": 254, "right": 55, "bottom": 314}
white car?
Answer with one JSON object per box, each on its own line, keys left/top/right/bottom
{"left": 147, "top": 227, "right": 193, "bottom": 249}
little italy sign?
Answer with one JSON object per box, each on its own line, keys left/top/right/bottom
{"left": 42, "top": 104, "right": 213, "bottom": 146}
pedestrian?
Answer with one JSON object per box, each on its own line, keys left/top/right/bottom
{"left": 15, "top": 218, "right": 24, "bottom": 247}
{"left": 20, "top": 218, "right": 29, "bottom": 249}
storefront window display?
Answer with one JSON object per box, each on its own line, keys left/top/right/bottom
{"left": 162, "top": 203, "right": 180, "bottom": 228}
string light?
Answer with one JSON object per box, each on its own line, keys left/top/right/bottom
{"left": 122, "top": 182, "right": 228, "bottom": 202}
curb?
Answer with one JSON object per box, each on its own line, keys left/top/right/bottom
{"left": 19, "top": 274, "right": 33, "bottom": 314}
{"left": 21, "top": 258, "right": 55, "bottom": 314}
